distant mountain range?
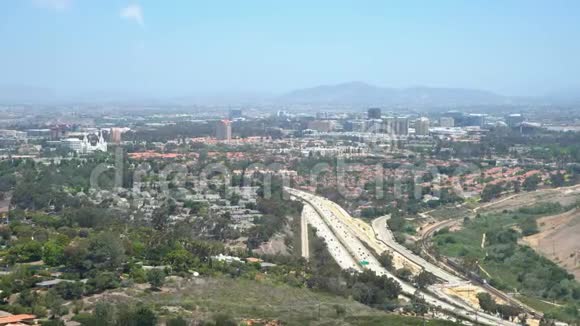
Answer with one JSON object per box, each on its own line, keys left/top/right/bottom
{"left": 277, "top": 81, "right": 518, "bottom": 107}
{"left": 0, "top": 82, "right": 576, "bottom": 107}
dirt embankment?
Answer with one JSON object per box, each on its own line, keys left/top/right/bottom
{"left": 479, "top": 186, "right": 580, "bottom": 214}
{"left": 521, "top": 208, "right": 580, "bottom": 280}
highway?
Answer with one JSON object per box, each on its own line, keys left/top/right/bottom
{"left": 372, "top": 215, "right": 463, "bottom": 283}
{"left": 298, "top": 201, "right": 360, "bottom": 270}
{"left": 287, "top": 188, "right": 517, "bottom": 326}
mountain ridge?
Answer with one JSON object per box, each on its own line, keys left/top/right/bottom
{"left": 278, "top": 81, "right": 515, "bottom": 107}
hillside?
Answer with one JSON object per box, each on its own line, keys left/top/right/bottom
{"left": 278, "top": 81, "right": 511, "bottom": 107}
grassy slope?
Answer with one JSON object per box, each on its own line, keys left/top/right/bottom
{"left": 432, "top": 208, "right": 580, "bottom": 322}
{"left": 106, "top": 277, "right": 457, "bottom": 326}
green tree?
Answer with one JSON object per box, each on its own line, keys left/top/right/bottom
{"left": 550, "top": 172, "right": 565, "bottom": 188}
{"left": 93, "top": 301, "right": 116, "bottom": 326}
{"left": 133, "top": 306, "right": 157, "bottom": 326}
{"left": 86, "top": 272, "right": 120, "bottom": 293}
{"left": 45, "top": 289, "right": 68, "bottom": 318}
{"left": 63, "top": 239, "right": 91, "bottom": 277}
{"left": 523, "top": 174, "right": 541, "bottom": 192}
{"left": 129, "top": 266, "right": 147, "bottom": 283}
{"left": 88, "top": 232, "right": 126, "bottom": 271}
{"left": 409, "top": 292, "right": 429, "bottom": 316}
{"left": 378, "top": 251, "right": 394, "bottom": 271}
{"left": 477, "top": 292, "right": 497, "bottom": 313}
{"left": 395, "top": 268, "right": 413, "bottom": 282}
{"left": 55, "top": 281, "right": 84, "bottom": 300}
{"left": 42, "top": 240, "right": 66, "bottom": 267}
{"left": 164, "top": 248, "right": 195, "bottom": 273}
{"left": 7, "top": 241, "right": 43, "bottom": 263}
{"left": 414, "top": 270, "right": 436, "bottom": 289}
{"left": 17, "top": 288, "right": 38, "bottom": 307}
{"left": 167, "top": 316, "right": 188, "bottom": 326}
{"left": 481, "top": 183, "right": 503, "bottom": 202}
{"left": 383, "top": 277, "right": 402, "bottom": 300}
{"left": 147, "top": 269, "right": 165, "bottom": 290}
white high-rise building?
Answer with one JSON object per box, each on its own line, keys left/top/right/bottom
{"left": 216, "top": 119, "right": 232, "bottom": 141}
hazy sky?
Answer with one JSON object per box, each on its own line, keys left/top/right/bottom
{"left": 1, "top": 0, "right": 579, "bottom": 97}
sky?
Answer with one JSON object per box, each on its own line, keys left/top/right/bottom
{"left": 1, "top": 0, "right": 579, "bottom": 98}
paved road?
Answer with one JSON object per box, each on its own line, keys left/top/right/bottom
{"left": 300, "top": 203, "right": 360, "bottom": 270}
{"left": 372, "top": 215, "right": 463, "bottom": 283}
{"left": 300, "top": 206, "right": 310, "bottom": 260}
{"left": 287, "top": 188, "right": 516, "bottom": 326}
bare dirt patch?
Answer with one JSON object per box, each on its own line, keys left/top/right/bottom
{"left": 442, "top": 284, "right": 507, "bottom": 309}
{"left": 0, "top": 193, "right": 11, "bottom": 214}
{"left": 479, "top": 186, "right": 580, "bottom": 214}
{"left": 521, "top": 208, "right": 580, "bottom": 279}
{"left": 253, "top": 233, "right": 289, "bottom": 256}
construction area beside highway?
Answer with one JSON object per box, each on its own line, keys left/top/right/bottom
{"left": 426, "top": 185, "right": 580, "bottom": 288}
{"left": 288, "top": 187, "right": 533, "bottom": 326}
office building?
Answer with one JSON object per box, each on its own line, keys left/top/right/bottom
{"left": 381, "top": 117, "right": 408, "bottom": 135}
{"left": 307, "top": 120, "right": 335, "bottom": 132}
{"left": 440, "top": 117, "right": 455, "bottom": 128}
{"left": 61, "top": 131, "right": 107, "bottom": 154}
{"left": 26, "top": 129, "right": 51, "bottom": 139}
{"left": 216, "top": 119, "right": 232, "bottom": 141}
{"left": 464, "top": 114, "right": 486, "bottom": 127}
{"left": 415, "top": 117, "right": 430, "bottom": 135}
{"left": 395, "top": 117, "right": 409, "bottom": 135}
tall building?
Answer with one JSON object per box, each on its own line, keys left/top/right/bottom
{"left": 394, "top": 117, "right": 409, "bottom": 135}
{"left": 110, "top": 127, "right": 123, "bottom": 144}
{"left": 382, "top": 117, "right": 408, "bottom": 135}
{"left": 366, "top": 119, "right": 383, "bottom": 133}
{"left": 415, "top": 117, "right": 430, "bottom": 135}
{"left": 367, "top": 108, "right": 381, "bottom": 120}
{"left": 382, "top": 117, "right": 395, "bottom": 134}
{"left": 216, "top": 119, "right": 232, "bottom": 141}
{"left": 440, "top": 117, "right": 455, "bottom": 128}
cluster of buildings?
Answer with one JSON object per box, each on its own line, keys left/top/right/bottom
{"left": 307, "top": 108, "right": 430, "bottom": 137}
{"left": 60, "top": 131, "right": 108, "bottom": 154}
{"left": 300, "top": 109, "right": 535, "bottom": 143}
{"left": 0, "top": 124, "right": 130, "bottom": 157}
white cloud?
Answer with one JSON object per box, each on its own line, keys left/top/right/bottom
{"left": 120, "top": 3, "right": 144, "bottom": 27}
{"left": 32, "top": 0, "right": 72, "bottom": 10}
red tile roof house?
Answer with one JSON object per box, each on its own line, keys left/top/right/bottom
{"left": 0, "top": 314, "right": 37, "bottom": 325}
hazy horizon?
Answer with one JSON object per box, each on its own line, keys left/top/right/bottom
{"left": 2, "top": 1, "right": 580, "bottom": 98}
